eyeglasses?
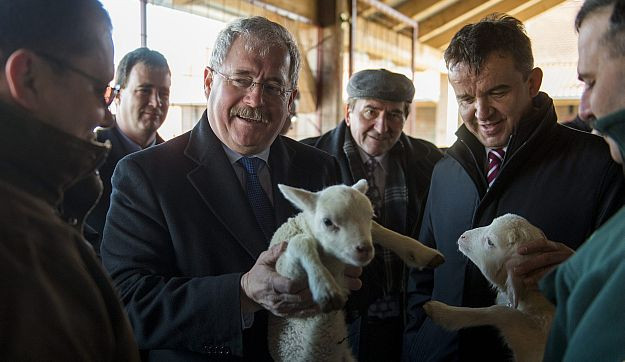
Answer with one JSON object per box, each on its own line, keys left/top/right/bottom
{"left": 209, "top": 67, "right": 294, "bottom": 101}
{"left": 35, "top": 51, "right": 120, "bottom": 107}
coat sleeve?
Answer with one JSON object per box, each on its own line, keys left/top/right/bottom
{"left": 403, "top": 187, "right": 436, "bottom": 359}
{"left": 100, "top": 157, "right": 245, "bottom": 356}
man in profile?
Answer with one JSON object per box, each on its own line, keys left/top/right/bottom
{"left": 0, "top": 0, "right": 139, "bottom": 359}
{"left": 541, "top": 1, "right": 625, "bottom": 360}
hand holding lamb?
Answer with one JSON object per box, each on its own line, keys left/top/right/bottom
{"left": 267, "top": 180, "right": 444, "bottom": 362}
{"left": 424, "top": 214, "right": 554, "bottom": 362}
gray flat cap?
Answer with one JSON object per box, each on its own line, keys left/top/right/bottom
{"left": 347, "top": 69, "right": 415, "bottom": 102}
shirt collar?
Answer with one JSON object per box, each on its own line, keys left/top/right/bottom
{"left": 356, "top": 146, "right": 388, "bottom": 173}
{"left": 117, "top": 127, "right": 156, "bottom": 152}
{"left": 222, "top": 143, "right": 271, "bottom": 166}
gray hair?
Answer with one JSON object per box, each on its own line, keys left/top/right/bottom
{"left": 209, "top": 16, "right": 301, "bottom": 88}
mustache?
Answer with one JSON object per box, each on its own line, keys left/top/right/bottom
{"left": 230, "top": 105, "right": 269, "bottom": 124}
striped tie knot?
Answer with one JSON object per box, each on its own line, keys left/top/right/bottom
{"left": 487, "top": 148, "right": 505, "bottom": 188}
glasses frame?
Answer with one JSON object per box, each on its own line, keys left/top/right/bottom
{"left": 34, "top": 51, "right": 120, "bottom": 107}
{"left": 208, "top": 67, "right": 294, "bottom": 101}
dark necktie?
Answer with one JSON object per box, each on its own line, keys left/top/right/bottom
{"left": 238, "top": 157, "right": 276, "bottom": 241}
{"left": 364, "top": 157, "right": 383, "bottom": 218}
{"left": 487, "top": 148, "right": 505, "bottom": 188}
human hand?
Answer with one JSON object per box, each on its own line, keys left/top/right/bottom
{"left": 506, "top": 238, "right": 574, "bottom": 288}
{"left": 344, "top": 265, "right": 363, "bottom": 291}
{"left": 240, "top": 242, "right": 317, "bottom": 317}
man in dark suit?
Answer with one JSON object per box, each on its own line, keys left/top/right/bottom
{"left": 86, "top": 47, "right": 170, "bottom": 248}
{"left": 403, "top": 14, "right": 625, "bottom": 361}
{"left": 302, "top": 69, "right": 442, "bottom": 361}
{"left": 101, "top": 16, "right": 341, "bottom": 361}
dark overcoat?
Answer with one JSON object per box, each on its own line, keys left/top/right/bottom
{"left": 404, "top": 93, "right": 625, "bottom": 361}
{"left": 101, "top": 112, "right": 339, "bottom": 361}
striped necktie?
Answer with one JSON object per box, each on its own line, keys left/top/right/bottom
{"left": 487, "top": 148, "right": 505, "bottom": 188}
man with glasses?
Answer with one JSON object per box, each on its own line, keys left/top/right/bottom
{"left": 0, "top": 0, "right": 139, "bottom": 360}
{"left": 302, "top": 69, "right": 442, "bottom": 361}
{"left": 86, "top": 47, "right": 171, "bottom": 251}
{"left": 101, "top": 16, "right": 342, "bottom": 360}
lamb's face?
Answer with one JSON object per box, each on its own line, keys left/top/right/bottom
{"left": 310, "top": 186, "right": 375, "bottom": 266}
{"left": 457, "top": 214, "right": 543, "bottom": 288}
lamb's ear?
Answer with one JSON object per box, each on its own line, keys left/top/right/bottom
{"left": 504, "top": 266, "right": 523, "bottom": 308}
{"left": 278, "top": 184, "right": 318, "bottom": 212}
{"left": 352, "top": 179, "right": 368, "bottom": 194}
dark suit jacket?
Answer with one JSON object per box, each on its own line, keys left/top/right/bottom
{"left": 101, "top": 112, "right": 339, "bottom": 361}
{"left": 86, "top": 126, "right": 164, "bottom": 240}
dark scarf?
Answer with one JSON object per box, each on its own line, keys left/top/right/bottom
{"left": 342, "top": 131, "right": 407, "bottom": 295}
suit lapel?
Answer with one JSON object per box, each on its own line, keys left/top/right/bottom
{"left": 184, "top": 114, "right": 268, "bottom": 259}
{"left": 269, "top": 137, "right": 298, "bottom": 227}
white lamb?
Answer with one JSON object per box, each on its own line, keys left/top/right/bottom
{"left": 423, "top": 213, "right": 555, "bottom": 362}
{"left": 267, "top": 179, "right": 445, "bottom": 362}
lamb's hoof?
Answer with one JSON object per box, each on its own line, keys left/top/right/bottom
{"left": 423, "top": 300, "right": 444, "bottom": 317}
{"left": 427, "top": 253, "right": 445, "bottom": 268}
{"left": 423, "top": 301, "right": 455, "bottom": 330}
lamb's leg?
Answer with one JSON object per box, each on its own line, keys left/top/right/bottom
{"left": 371, "top": 221, "right": 444, "bottom": 269}
{"left": 424, "top": 300, "right": 530, "bottom": 331}
{"left": 285, "top": 235, "right": 347, "bottom": 312}
{"left": 424, "top": 301, "right": 550, "bottom": 362}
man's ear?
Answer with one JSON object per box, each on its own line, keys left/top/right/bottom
{"left": 527, "top": 67, "right": 543, "bottom": 98}
{"left": 203, "top": 67, "right": 213, "bottom": 99}
{"left": 287, "top": 88, "right": 298, "bottom": 112}
{"left": 344, "top": 104, "right": 351, "bottom": 126}
{"left": 4, "top": 49, "right": 41, "bottom": 110}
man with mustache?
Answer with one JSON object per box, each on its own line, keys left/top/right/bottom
{"left": 403, "top": 14, "right": 625, "bottom": 361}
{"left": 101, "top": 16, "right": 341, "bottom": 360}
{"left": 302, "top": 69, "right": 442, "bottom": 361}
{"left": 86, "top": 47, "right": 171, "bottom": 251}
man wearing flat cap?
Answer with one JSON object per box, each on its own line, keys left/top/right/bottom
{"left": 302, "top": 68, "right": 442, "bottom": 361}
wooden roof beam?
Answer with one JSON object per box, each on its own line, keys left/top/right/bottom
{"left": 512, "top": 0, "right": 566, "bottom": 21}
{"left": 392, "top": 0, "right": 459, "bottom": 31}
{"left": 423, "top": 0, "right": 565, "bottom": 49}
{"left": 417, "top": 0, "right": 498, "bottom": 41}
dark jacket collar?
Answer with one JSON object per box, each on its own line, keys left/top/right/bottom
{"left": 184, "top": 111, "right": 297, "bottom": 258}
{"left": 448, "top": 92, "right": 557, "bottom": 193}
{"left": 0, "top": 101, "right": 109, "bottom": 208}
